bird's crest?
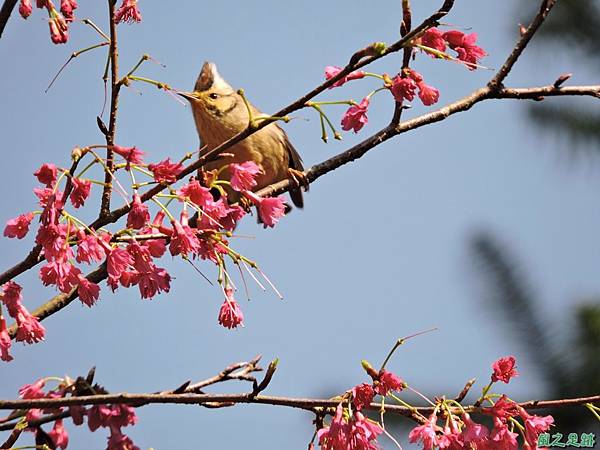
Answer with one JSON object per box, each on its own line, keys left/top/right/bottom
{"left": 195, "top": 61, "right": 233, "bottom": 93}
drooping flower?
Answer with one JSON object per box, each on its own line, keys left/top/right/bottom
{"left": 389, "top": 75, "right": 417, "bottom": 102}
{"left": 218, "top": 288, "right": 244, "bottom": 329}
{"left": 87, "top": 403, "right": 138, "bottom": 432}
{"left": 229, "top": 161, "right": 262, "bottom": 191}
{"left": 19, "top": 378, "right": 46, "bottom": 399}
{"left": 374, "top": 370, "right": 404, "bottom": 395}
{"left": 408, "top": 413, "right": 441, "bottom": 450}
{"left": 69, "top": 178, "right": 91, "bottom": 208}
{"left": 106, "top": 247, "right": 133, "bottom": 282}
{"left": 341, "top": 97, "right": 370, "bottom": 133}
{"left": 40, "top": 258, "right": 81, "bottom": 293}
{"left": 442, "top": 30, "right": 487, "bottom": 70}
{"left": 127, "top": 194, "right": 150, "bottom": 229}
{"left": 421, "top": 27, "right": 447, "bottom": 52}
{"left": 460, "top": 413, "right": 489, "bottom": 445}
{"left": 48, "top": 418, "right": 69, "bottom": 449}
{"left": 148, "top": 158, "right": 183, "bottom": 184}
{"left": 77, "top": 275, "right": 100, "bottom": 307}
{"left": 113, "top": 145, "right": 144, "bottom": 169}
{"left": 107, "top": 429, "right": 140, "bottom": 450}
{"left": 76, "top": 231, "right": 109, "bottom": 264}
{"left": 483, "top": 395, "right": 520, "bottom": 422}
{"left": 0, "top": 316, "right": 13, "bottom": 361}
{"left": 177, "top": 179, "right": 213, "bottom": 209}
{"left": 60, "top": 0, "right": 77, "bottom": 21}
{"left": 489, "top": 419, "right": 519, "bottom": 450}
{"left": 520, "top": 409, "right": 554, "bottom": 449}
{"left": 318, "top": 405, "right": 383, "bottom": 450}
{"left": 324, "top": 66, "right": 366, "bottom": 88}
{"left": 417, "top": 81, "right": 440, "bottom": 106}
{"left": 169, "top": 210, "right": 200, "bottom": 256}
{"left": 491, "top": 356, "right": 519, "bottom": 384}
{"left": 1, "top": 280, "right": 24, "bottom": 317}
{"left": 114, "top": 0, "right": 142, "bottom": 24}
{"left": 243, "top": 191, "right": 286, "bottom": 228}
{"left": 19, "top": 0, "right": 33, "bottom": 18}
{"left": 351, "top": 383, "right": 375, "bottom": 411}
{"left": 48, "top": 16, "right": 69, "bottom": 44}
{"left": 4, "top": 212, "right": 34, "bottom": 239}
{"left": 34, "top": 163, "right": 58, "bottom": 187}
{"left": 69, "top": 404, "right": 86, "bottom": 425}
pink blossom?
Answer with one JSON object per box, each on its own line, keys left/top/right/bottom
{"left": 491, "top": 355, "right": 519, "bottom": 383}
{"left": 127, "top": 194, "right": 149, "bottom": 229}
{"left": 76, "top": 231, "right": 109, "bottom": 264}
{"left": 417, "top": 81, "right": 440, "bottom": 106}
{"left": 137, "top": 265, "right": 171, "bottom": 299}
{"left": 0, "top": 316, "right": 12, "bottom": 361}
{"left": 483, "top": 395, "right": 519, "bottom": 422}
{"left": 229, "top": 161, "right": 262, "bottom": 191}
{"left": 77, "top": 275, "right": 100, "bottom": 307}
{"left": 34, "top": 163, "right": 58, "bottom": 186}
{"left": 40, "top": 258, "right": 81, "bottom": 293}
{"left": 243, "top": 191, "right": 286, "bottom": 228}
{"left": 48, "top": 16, "right": 69, "bottom": 44}
{"left": 106, "top": 247, "right": 133, "bottom": 282}
{"left": 421, "top": 27, "right": 446, "bottom": 52}
{"left": 177, "top": 179, "right": 213, "bottom": 208}
{"left": 324, "top": 66, "right": 366, "bottom": 88}
{"left": 389, "top": 75, "right": 417, "bottom": 102}
{"left": 341, "top": 97, "right": 369, "bottom": 133}
{"left": 148, "top": 158, "right": 183, "bottom": 184}
{"left": 48, "top": 419, "right": 69, "bottom": 449}
{"left": 87, "top": 403, "right": 137, "bottom": 431}
{"left": 4, "top": 212, "right": 34, "bottom": 239}
{"left": 26, "top": 408, "right": 42, "bottom": 422}
{"left": 489, "top": 419, "right": 519, "bottom": 450}
{"left": 318, "top": 405, "right": 382, "bottom": 450}
{"left": 460, "top": 413, "right": 489, "bottom": 445}
{"left": 351, "top": 383, "right": 375, "bottom": 411}
{"left": 408, "top": 414, "right": 441, "bottom": 450}
{"left": 34, "top": 187, "right": 60, "bottom": 208}
{"left": 19, "top": 0, "right": 33, "bottom": 18}
{"left": 36, "top": 223, "right": 70, "bottom": 261}
{"left": 1, "top": 281, "right": 24, "bottom": 317}
{"left": 218, "top": 288, "right": 244, "bottom": 329}
{"left": 374, "top": 370, "right": 404, "bottom": 395}
{"left": 114, "top": 0, "right": 142, "bottom": 24}
{"left": 442, "top": 30, "right": 487, "bottom": 70}
{"left": 19, "top": 378, "right": 46, "bottom": 399}
{"left": 60, "top": 0, "right": 77, "bottom": 21}
{"left": 169, "top": 210, "right": 200, "bottom": 256}
{"left": 107, "top": 429, "right": 140, "bottom": 450}
{"left": 113, "top": 145, "right": 144, "bottom": 169}
{"left": 438, "top": 425, "right": 464, "bottom": 450}
{"left": 520, "top": 409, "right": 554, "bottom": 449}
{"left": 70, "top": 178, "right": 91, "bottom": 208}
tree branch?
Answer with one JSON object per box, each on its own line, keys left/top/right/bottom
{"left": 0, "top": 0, "right": 17, "bottom": 39}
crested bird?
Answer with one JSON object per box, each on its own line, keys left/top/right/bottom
{"left": 178, "top": 62, "right": 307, "bottom": 209}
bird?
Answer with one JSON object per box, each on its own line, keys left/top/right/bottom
{"left": 178, "top": 61, "right": 307, "bottom": 209}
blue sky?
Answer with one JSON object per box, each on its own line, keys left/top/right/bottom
{"left": 0, "top": 1, "right": 599, "bottom": 449}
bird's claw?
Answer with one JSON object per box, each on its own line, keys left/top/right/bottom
{"left": 287, "top": 168, "right": 309, "bottom": 190}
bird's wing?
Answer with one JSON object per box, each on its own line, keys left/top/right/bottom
{"left": 278, "top": 125, "right": 307, "bottom": 209}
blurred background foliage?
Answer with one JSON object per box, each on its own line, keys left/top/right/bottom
{"left": 525, "top": 0, "right": 600, "bottom": 147}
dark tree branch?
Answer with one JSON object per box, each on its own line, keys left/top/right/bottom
{"left": 0, "top": 0, "right": 17, "bottom": 39}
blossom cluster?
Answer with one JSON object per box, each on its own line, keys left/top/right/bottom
{"left": 2, "top": 148, "right": 288, "bottom": 361}
{"left": 322, "top": 28, "right": 487, "bottom": 134}
{"left": 17, "top": 0, "right": 142, "bottom": 44}
{"left": 314, "top": 356, "right": 554, "bottom": 450}
{"left": 18, "top": 376, "right": 139, "bottom": 450}
{"left": 317, "top": 362, "right": 405, "bottom": 449}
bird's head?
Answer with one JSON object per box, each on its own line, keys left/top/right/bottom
{"left": 178, "top": 62, "right": 240, "bottom": 120}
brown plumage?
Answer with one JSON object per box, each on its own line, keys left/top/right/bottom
{"left": 179, "top": 62, "right": 306, "bottom": 208}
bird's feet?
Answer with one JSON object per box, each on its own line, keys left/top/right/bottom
{"left": 287, "top": 168, "right": 309, "bottom": 191}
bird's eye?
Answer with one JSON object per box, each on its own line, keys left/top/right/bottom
{"left": 209, "top": 93, "right": 219, "bottom": 100}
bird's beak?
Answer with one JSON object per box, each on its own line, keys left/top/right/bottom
{"left": 177, "top": 91, "right": 196, "bottom": 101}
